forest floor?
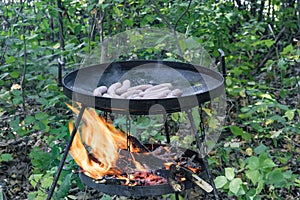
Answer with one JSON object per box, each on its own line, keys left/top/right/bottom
{"left": 0, "top": 120, "right": 299, "bottom": 199}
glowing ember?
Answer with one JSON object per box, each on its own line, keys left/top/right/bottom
{"left": 67, "top": 103, "right": 202, "bottom": 187}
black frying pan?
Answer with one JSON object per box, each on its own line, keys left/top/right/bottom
{"left": 63, "top": 60, "right": 224, "bottom": 115}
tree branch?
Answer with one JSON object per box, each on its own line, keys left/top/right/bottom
{"left": 150, "top": 0, "right": 194, "bottom": 58}
{"left": 150, "top": 0, "right": 172, "bottom": 30}
{"left": 174, "top": 0, "right": 193, "bottom": 31}
{"left": 255, "top": 27, "right": 285, "bottom": 73}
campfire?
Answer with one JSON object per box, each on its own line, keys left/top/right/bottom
{"left": 67, "top": 103, "right": 213, "bottom": 193}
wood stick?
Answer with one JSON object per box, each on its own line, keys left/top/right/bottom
{"left": 256, "top": 27, "right": 285, "bottom": 73}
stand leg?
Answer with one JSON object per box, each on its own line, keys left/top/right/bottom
{"left": 203, "top": 156, "right": 219, "bottom": 200}
{"left": 186, "top": 110, "right": 203, "bottom": 156}
{"left": 46, "top": 104, "right": 86, "bottom": 200}
{"left": 186, "top": 109, "right": 219, "bottom": 200}
{"left": 164, "top": 114, "right": 170, "bottom": 144}
{"left": 175, "top": 192, "right": 180, "bottom": 200}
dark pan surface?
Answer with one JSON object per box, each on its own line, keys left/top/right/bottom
{"left": 63, "top": 60, "right": 224, "bottom": 114}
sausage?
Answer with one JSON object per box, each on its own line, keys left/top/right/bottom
{"left": 93, "top": 86, "right": 107, "bottom": 97}
{"left": 140, "top": 87, "right": 170, "bottom": 97}
{"left": 107, "top": 82, "right": 122, "bottom": 96}
{"left": 102, "top": 93, "right": 111, "bottom": 98}
{"left": 120, "top": 89, "right": 142, "bottom": 98}
{"left": 170, "top": 89, "right": 182, "bottom": 97}
{"left": 127, "top": 84, "right": 153, "bottom": 91}
{"left": 144, "top": 83, "right": 173, "bottom": 93}
{"left": 142, "top": 90, "right": 171, "bottom": 99}
{"left": 166, "top": 94, "right": 176, "bottom": 98}
{"left": 115, "top": 80, "right": 131, "bottom": 95}
{"left": 127, "top": 93, "right": 140, "bottom": 99}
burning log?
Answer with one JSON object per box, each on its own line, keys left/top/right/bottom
{"left": 168, "top": 164, "right": 213, "bottom": 193}
{"left": 67, "top": 104, "right": 212, "bottom": 192}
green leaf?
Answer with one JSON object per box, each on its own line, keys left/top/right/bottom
{"left": 1, "top": 153, "right": 13, "bottom": 162}
{"left": 214, "top": 176, "right": 228, "bottom": 189}
{"left": 225, "top": 167, "right": 235, "bottom": 181}
{"left": 29, "top": 174, "right": 43, "bottom": 188}
{"left": 281, "top": 44, "right": 293, "bottom": 55}
{"left": 113, "top": 6, "right": 121, "bottom": 16}
{"left": 256, "top": 180, "right": 264, "bottom": 194}
{"left": 136, "top": 117, "right": 151, "bottom": 128}
{"left": 27, "top": 34, "right": 39, "bottom": 41}
{"left": 246, "top": 188, "right": 257, "bottom": 200}
{"left": 35, "top": 112, "right": 48, "bottom": 120}
{"left": 264, "top": 39, "right": 275, "bottom": 48}
{"left": 13, "top": 95, "right": 23, "bottom": 105}
{"left": 282, "top": 170, "right": 293, "bottom": 179}
{"left": 100, "top": 194, "right": 113, "bottom": 200}
{"left": 226, "top": 77, "right": 232, "bottom": 86}
{"left": 55, "top": 173, "right": 72, "bottom": 198}
{"left": 28, "top": 192, "right": 38, "bottom": 200}
{"left": 247, "top": 156, "right": 260, "bottom": 170}
{"left": 74, "top": 25, "right": 82, "bottom": 35}
{"left": 9, "top": 119, "right": 21, "bottom": 131}
{"left": 245, "top": 169, "right": 261, "bottom": 185}
{"left": 53, "top": 43, "right": 60, "bottom": 49}
{"left": 123, "top": 18, "right": 133, "bottom": 26}
{"left": 260, "top": 93, "right": 273, "bottom": 100}
{"left": 64, "top": 43, "right": 75, "bottom": 50}
{"left": 209, "top": 117, "right": 219, "bottom": 129}
{"left": 10, "top": 71, "right": 19, "bottom": 78}
{"left": 229, "top": 125, "right": 252, "bottom": 141}
{"left": 185, "top": 37, "right": 200, "bottom": 49}
{"left": 25, "top": 115, "right": 35, "bottom": 125}
{"left": 252, "top": 39, "right": 274, "bottom": 48}
{"left": 267, "top": 169, "right": 286, "bottom": 187}
{"left": 284, "top": 109, "right": 295, "bottom": 121}
{"left": 41, "top": 173, "right": 53, "bottom": 188}
{"left": 254, "top": 143, "right": 268, "bottom": 155}
{"left": 259, "top": 153, "right": 277, "bottom": 169}
{"left": 229, "top": 178, "right": 242, "bottom": 195}
{"left": 230, "top": 125, "right": 243, "bottom": 136}
{"left": 6, "top": 56, "right": 15, "bottom": 64}
{"left": 169, "top": 193, "right": 184, "bottom": 200}
{"left": 67, "top": 195, "right": 78, "bottom": 200}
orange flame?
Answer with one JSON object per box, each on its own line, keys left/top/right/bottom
{"left": 67, "top": 103, "right": 148, "bottom": 179}
{"left": 67, "top": 103, "right": 201, "bottom": 186}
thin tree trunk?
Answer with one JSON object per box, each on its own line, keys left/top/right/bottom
{"left": 49, "top": 2, "right": 55, "bottom": 43}
{"left": 21, "top": 23, "right": 27, "bottom": 117}
{"left": 235, "top": 0, "right": 242, "bottom": 8}
{"left": 258, "top": 1, "right": 265, "bottom": 22}
{"left": 267, "top": 0, "right": 271, "bottom": 21}
{"left": 298, "top": 0, "right": 300, "bottom": 31}
{"left": 250, "top": 0, "right": 257, "bottom": 17}
{"left": 57, "top": 0, "right": 65, "bottom": 51}
{"left": 95, "top": 3, "right": 107, "bottom": 64}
